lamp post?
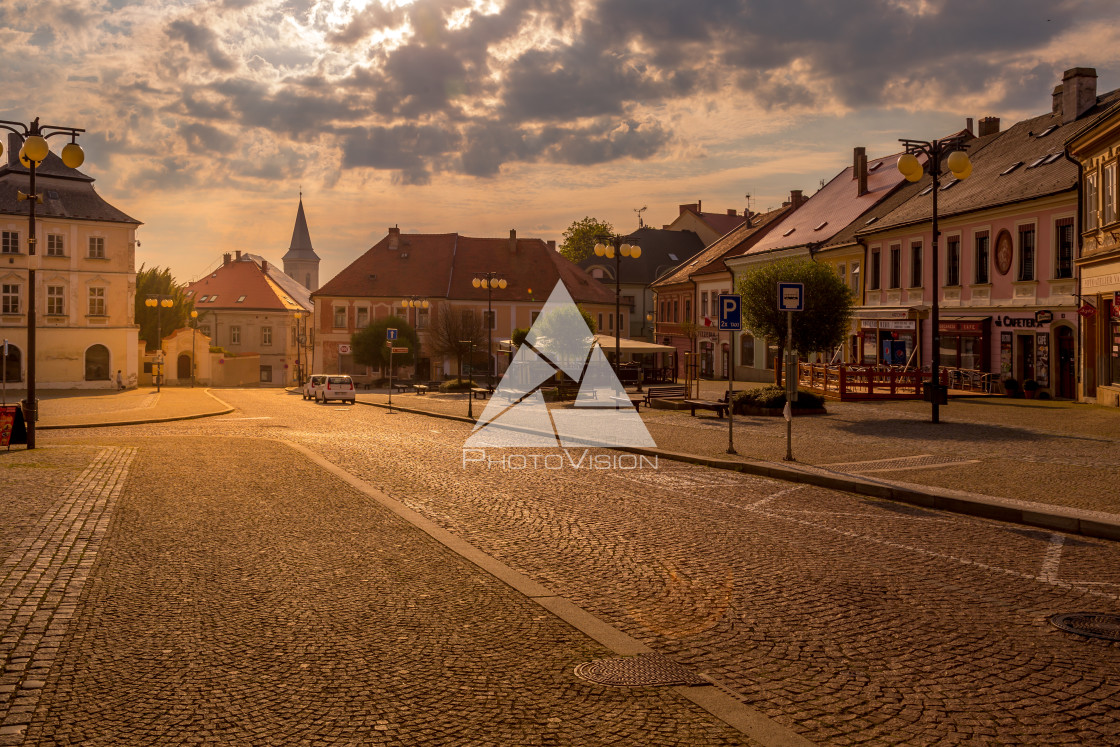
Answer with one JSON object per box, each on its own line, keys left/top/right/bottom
{"left": 190, "top": 310, "right": 198, "bottom": 387}
{"left": 145, "top": 294, "right": 174, "bottom": 393}
{"left": 594, "top": 235, "right": 641, "bottom": 376}
{"left": 294, "top": 310, "right": 305, "bottom": 387}
{"left": 460, "top": 339, "right": 475, "bottom": 419}
{"left": 0, "top": 117, "right": 86, "bottom": 450}
{"left": 896, "top": 135, "right": 973, "bottom": 424}
{"left": 401, "top": 296, "right": 429, "bottom": 382}
{"left": 472, "top": 273, "right": 507, "bottom": 392}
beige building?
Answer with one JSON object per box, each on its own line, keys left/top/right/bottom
{"left": 0, "top": 133, "right": 141, "bottom": 389}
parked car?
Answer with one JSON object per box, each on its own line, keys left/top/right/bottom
{"left": 318, "top": 374, "right": 356, "bottom": 404}
{"left": 303, "top": 374, "right": 327, "bottom": 401}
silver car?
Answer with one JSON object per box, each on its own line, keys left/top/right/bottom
{"left": 318, "top": 375, "right": 356, "bottom": 404}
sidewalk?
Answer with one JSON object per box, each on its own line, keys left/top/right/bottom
{"left": 3, "top": 387, "right": 233, "bottom": 429}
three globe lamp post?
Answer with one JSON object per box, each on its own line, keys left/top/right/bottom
{"left": 472, "top": 274, "right": 507, "bottom": 392}
{"left": 896, "top": 136, "right": 972, "bottom": 424}
{"left": 0, "top": 117, "right": 86, "bottom": 450}
{"left": 190, "top": 310, "right": 198, "bottom": 387}
{"left": 594, "top": 236, "right": 641, "bottom": 374}
{"left": 402, "top": 296, "right": 429, "bottom": 382}
{"left": 145, "top": 295, "right": 174, "bottom": 393}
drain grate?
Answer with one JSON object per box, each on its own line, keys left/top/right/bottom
{"left": 1049, "top": 613, "right": 1120, "bottom": 642}
{"left": 574, "top": 654, "right": 707, "bottom": 687}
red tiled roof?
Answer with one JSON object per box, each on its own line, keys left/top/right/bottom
{"left": 315, "top": 232, "right": 614, "bottom": 305}
{"left": 187, "top": 258, "right": 297, "bottom": 312}
{"left": 696, "top": 211, "right": 748, "bottom": 236}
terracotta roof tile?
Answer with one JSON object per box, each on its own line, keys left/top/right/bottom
{"left": 186, "top": 257, "right": 295, "bottom": 312}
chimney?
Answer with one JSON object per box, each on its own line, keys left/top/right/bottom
{"left": 854, "top": 147, "right": 868, "bottom": 197}
{"left": 547, "top": 239, "right": 556, "bottom": 251}
{"left": 790, "top": 189, "right": 806, "bottom": 208}
{"left": 388, "top": 225, "right": 400, "bottom": 251}
{"left": 223, "top": 252, "right": 231, "bottom": 265}
{"left": 1053, "top": 85, "right": 1064, "bottom": 115}
{"left": 965, "top": 117, "right": 973, "bottom": 135}
{"left": 726, "top": 208, "right": 737, "bottom": 216}
{"left": 978, "top": 116, "right": 1000, "bottom": 137}
{"left": 509, "top": 228, "right": 517, "bottom": 253}
{"left": 679, "top": 203, "right": 699, "bottom": 216}
{"left": 261, "top": 259, "right": 268, "bottom": 273}
{"left": 235, "top": 250, "right": 242, "bottom": 260}
{"left": 1062, "top": 67, "right": 1097, "bottom": 124}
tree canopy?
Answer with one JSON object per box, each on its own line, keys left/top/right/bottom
{"left": 425, "top": 304, "right": 488, "bottom": 378}
{"left": 736, "top": 258, "right": 854, "bottom": 383}
{"left": 352, "top": 315, "right": 419, "bottom": 370}
{"left": 135, "top": 265, "right": 195, "bottom": 350}
{"left": 559, "top": 216, "right": 613, "bottom": 264}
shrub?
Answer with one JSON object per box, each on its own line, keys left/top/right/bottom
{"left": 1002, "top": 377, "right": 1020, "bottom": 392}
{"left": 1022, "top": 378, "right": 1040, "bottom": 391}
{"left": 732, "top": 386, "right": 825, "bottom": 413}
{"left": 1037, "top": 391, "right": 1051, "bottom": 400}
{"left": 438, "top": 378, "right": 475, "bottom": 393}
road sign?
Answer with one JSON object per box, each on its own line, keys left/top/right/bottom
{"left": 386, "top": 327, "right": 398, "bottom": 340}
{"left": 391, "top": 347, "right": 409, "bottom": 354}
{"left": 778, "top": 282, "right": 804, "bottom": 312}
{"left": 717, "top": 294, "right": 742, "bottom": 330}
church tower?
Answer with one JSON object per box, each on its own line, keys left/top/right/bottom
{"left": 282, "top": 196, "right": 321, "bottom": 291}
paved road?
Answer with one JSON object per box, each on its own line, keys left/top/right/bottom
{"left": 9, "top": 388, "right": 1120, "bottom": 744}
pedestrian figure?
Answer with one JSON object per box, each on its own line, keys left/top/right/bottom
{"left": 117, "top": 370, "right": 124, "bottom": 391}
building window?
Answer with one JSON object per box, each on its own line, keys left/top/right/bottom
{"left": 946, "top": 237, "right": 961, "bottom": 287}
{"left": 598, "top": 313, "right": 603, "bottom": 330}
{"left": 417, "top": 307, "right": 429, "bottom": 329}
{"left": 260, "top": 365, "right": 273, "bottom": 383}
{"left": 673, "top": 300, "right": 679, "bottom": 323}
{"left": 889, "top": 245, "right": 901, "bottom": 289}
{"left": 261, "top": 326, "right": 272, "bottom": 346}
{"left": 1018, "top": 226, "right": 1036, "bottom": 281}
{"left": 356, "top": 307, "right": 369, "bottom": 329}
{"left": 47, "top": 234, "right": 65, "bottom": 256}
{"left": 701, "top": 292, "right": 708, "bottom": 318}
{"left": 88, "top": 236, "right": 105, "bottom": 259}
{"left": 1, "top": 283, "right": 20, "bottom": 314}
{"left": 975, "top": 232, "right": 990, "bottom": 284}
{"left": 909, "top": 242, "right": 922, "bottom": 287}
{"left": 870, "top": 249, "right": 881, "bottom": 290}
{"left": 230, "top": 326, "right": 241, "bottom": 345}
{"left": 1085, "top": 170, "right": 1099, "bottom": 230}
{"left": 47, "top": 285, "right": 65, "bottom": 315}
{"left": 530, "top": 310, "right": 540, "bottom": 325}
{"left": 1055, "top": 218, "right": 1075, "bottom": 279}
{"left": 1, "top": 231, "right": 19, "bottom": 254}
{"left": 740, "top": 334, "right": 755, "bottom": 367}
{"left": 850, "top": 262, "right": 860, "bottom": 295}
{"left": 1104, "top": 162, "right": 1117, "bottom": 225}
{"left": 333, "top": 306, "right": 347, "bottom": 328}
{"left": 85, "top": 344, "right": 110, "bottom": 381}
{"left": 837, "top": 264, "right": 846, "bottom": 288}
{"left": 87, "top": 287, "right": 106, "bottom": 316}
{"left": 684, "top": 299, "right": 691, "bottom": 323}
{"left": 608, "top": 313, "right": 614, "bottom": 331}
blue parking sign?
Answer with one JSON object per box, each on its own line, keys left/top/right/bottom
{"left": 718, "top": 294, "right": 742, "bottom": 330}
{"left": 387, "top": 328, "right": 398, "bottom": 340}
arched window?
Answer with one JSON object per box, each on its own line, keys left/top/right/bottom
{"left": 2, "top": 344, "right": 21, "bottom": 382}
{"left": 85, "top": 344, "right": 111, "bottom": 381}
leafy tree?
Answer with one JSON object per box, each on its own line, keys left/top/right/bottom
{"left": 135, "top": 265, "right": 195, "bottom": 350}
{"left": 511, "top": 327, "right": 530, "bottom": 349}
{"left": 352, "top": 316, "right": 419, "bottom": 371}
{"left": 736, "top": 258, "right": 854, "bottom": 385}
{"left": 426, "top": 304, "right": 487, "bottom": 378}
{"left": 559, "top": 216, "right": 614, "bottom": 264}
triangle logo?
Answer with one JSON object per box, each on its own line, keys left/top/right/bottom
{"left": 464, "top": 280, "right": 656, "bottom": 449}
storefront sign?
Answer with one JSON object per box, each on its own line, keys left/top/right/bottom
{"left": 859, "top": 319, "right": 916, "bottom": 330}
{"left": 1036, "top": 333, "right": 1050, "bottom": 388}
{"left": 1078, "top": 303, "right": 1097, "bottom": 319}
{"left": 1035, "top": 310, "right": 1054, "bottom": 324}
{"left": 939, "top": 321, "right": 984, "bottom": 333}
{"left": 338, "top": 344, "right": 352, "bottom": 354}
{"left": 993, "top": 314, "right": 1050, "bottom": 329}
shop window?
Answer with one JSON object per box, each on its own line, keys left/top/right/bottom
{"left": 869, "top": 249, "right": 881, "bottom": 290}
{"left": 1018, "top": 226, "right": 1036, "bottom": 281}
{"left": 1055, "top": 218, "right": 1075, "bottom": 279}
{"left": 909, "top": 242, "right": 922, "bottom": 287}
{"left": 889, "top": 245, "right": 901, "bottom": 289}
{"left": 1111, "top": 312, "right": 1120, "bottom": 386}
{"left": 946, "top": 237, "right": 961, "bottom": 286}
{"left": 974, "top": 232, "right": 990, "bottom": 284}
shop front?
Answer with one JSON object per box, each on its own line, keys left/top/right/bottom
{"left": 991, "top": 310, "right": 1078, "bottom": 398}
{"left": 859, "top": 318, "right": 919, "bottom": 366}
{"left": 938, "top": 318, "right": 990, "bottom": 371}
{"left": 1080, "top": 267, "right": 1120, "bottom": 406}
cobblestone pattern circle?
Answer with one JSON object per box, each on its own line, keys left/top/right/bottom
{"left": 573, "top": 654, "right": 708, "bottom": 687}
{"left": 1049, "top": 612, "right": 1120, "bottom": 642}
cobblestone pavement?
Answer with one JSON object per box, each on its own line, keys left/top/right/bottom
{"left": 22, "top": 388, "right": 1118, "bottom": 744}
{"left": 357, "top": 384, "right": 1120, "bottom": 517}
{"left": 2, "top": 434, "right": 753, "bottom": 746}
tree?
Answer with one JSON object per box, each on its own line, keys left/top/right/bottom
{"left": 736, "top": 258, "right": 854, "bottom": 385}
{"left": 352, "top": 316, "right": 419, "bottom": 372}
{"left": 426, "top": 304, "right": 487, "bottom": 379}
{"left": 135, "top": 265, "right": 196, "bottom": 350}
{"left": 559, "top": 216, "right": 614, "bottom": 264}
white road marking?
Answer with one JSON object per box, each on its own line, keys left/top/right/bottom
{"left": 221, "top": 416, "right": 273, "bottom": 420}
{"left": 1039, "top": 533, "right": 1065, "bottom": 582}
{"left": 749, "top": 485, "right": 804, "bottom": 508}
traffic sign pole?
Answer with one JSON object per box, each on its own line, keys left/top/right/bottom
{"left": 785, "top": 310, "right": 794, "bottom": 461}
{"left": 717, "top": 293, "right": 742, "bottom": 456}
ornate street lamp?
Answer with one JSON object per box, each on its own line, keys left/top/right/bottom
{"left": 190, "top": 310, "right": 198, "bottom": 387}
{"left": 0, "top": 117, "right": 85, "bottom": 450}
{"left": 294, "top": 310, "right": 305, "bottom": 386}
{"left": 594, "top": 235, "right": 642, "bottom": 375}
{"left": 145, "top": 294, "right": 174, "bottom": 393}
{"left": 896, "top": 135, "right": 973, "bottom": 424}
{"left": 472, "top": 273, "right": 507, "bottom": 392}
{"left": 401, "top": 296, "right": 429, "bottom": 382}
{"left": 460, "top": 339, "right": 475, "bottom": 419}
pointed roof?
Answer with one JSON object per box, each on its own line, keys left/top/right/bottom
{"left": 282, "top": 198, "right": 319, "bottom": 262}
{"left": 186, "top": 253, "right": 311, "bottom": 313}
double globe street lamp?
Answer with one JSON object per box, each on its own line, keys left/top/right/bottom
{"left": 472, "top": 274, "right": 507, "bottom": 391}
{"left": 594, "top": 236, "right": 641, "bottom": 374}
{"left": 401, "top": 296, "right": 429, "bottom": 382}
{"left": 896, "top": 135, "right": 972, "bottom": 424}
{"left": 145, "top": 295, "right": 174, "bottom": 392}
{"left": 0, "top": 117, "right": 85, "bottom": 450}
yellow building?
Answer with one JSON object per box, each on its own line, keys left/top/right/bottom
{"left": 0, "top": 133, "right": 140, "bottom": 389}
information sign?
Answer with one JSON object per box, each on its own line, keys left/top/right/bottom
{"left": 778, "top": 282, "right": 804, "bottom": 312}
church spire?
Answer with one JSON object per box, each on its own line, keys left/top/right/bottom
{"left": 282, "top": 196, "right": 321, "bottom": 291}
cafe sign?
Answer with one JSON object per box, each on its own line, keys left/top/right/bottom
{"left": 993, "top": 314, "right": 1050, "bottom": 329}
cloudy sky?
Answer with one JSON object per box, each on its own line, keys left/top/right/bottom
{"left": 4, "top": 0, "right": 1120, "bottom": 284}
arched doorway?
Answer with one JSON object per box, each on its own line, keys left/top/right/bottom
{"left": 1056, "top": 326, "right": 1076, "bottom": 399}
{"left": 85, "top": 344, "right": 110, "bottom": 381}
{"left": 177, "top": 353, "right": 191, "bottom": 380}
{"left": 2, "top": 344, "right": 21, "bottom": 382}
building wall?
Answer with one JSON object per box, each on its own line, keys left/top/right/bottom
{"left": 193, "top": 308, "right": 299, "bottom": 386}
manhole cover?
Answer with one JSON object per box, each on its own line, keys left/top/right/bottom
{"left": 574, "top": 654, "right": 707, "bottom": 687}
{"left": 1049, "top": 613, "right": 1120, "bottom": 642}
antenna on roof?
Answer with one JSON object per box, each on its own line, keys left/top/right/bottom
{"left": 745, "top": 194, "right": 752, "bottom": 224}
{"left": 634, "top": 205, "right": 647, "bottom": 229}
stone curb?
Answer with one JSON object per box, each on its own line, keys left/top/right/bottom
{"left": 356, "top": 398, "right": 1120, "bottom": 543}
{"left": 38, "top": 390, "right": 235, "bottom": 430}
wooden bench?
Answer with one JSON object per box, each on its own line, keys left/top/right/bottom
{"left": 611, "top": 395, "right": 644, "bottom": 410}
{"left": 471, "top": 387, "right": 491, "bottom": 399}
{"left": 645, "top": 385, "right": 687, "bottom": 405}
{"left": 392, "top": 381, "right": 414, "bottom": 393}
{"left": 684, "top": 399, "right": 728, "bottom": 418}
{"left": 413, "top": 384, "right": 429, "bottom": 395}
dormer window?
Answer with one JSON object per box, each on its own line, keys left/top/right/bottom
{"left": 782, "top": 227, "right": 796, "bottom": 237}
{"left": 1000, "top": 162, "right": 1023, "bottom": 176}
{"left": 1034, "top": 124, "right": 1058, "bottom": 138}
{"left": 813, "top": 221, "right": 828, "bottom": 231}
{"left": 236, "top": 295, "right": 246, "bottom": 303}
